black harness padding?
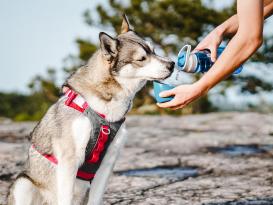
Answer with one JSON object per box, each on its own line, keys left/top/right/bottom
{"left": 76, "top": 106, "right": 125, "bottom": 182}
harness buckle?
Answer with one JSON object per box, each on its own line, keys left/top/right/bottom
{"left": 65, "top": 90, "right": 77, "bottom": 106}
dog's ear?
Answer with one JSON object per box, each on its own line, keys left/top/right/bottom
{"left": 99, "top": 32, "right": 119, "bottom": 62}
{"left": 121, "top": 14, "right": 132, "bottom": 34}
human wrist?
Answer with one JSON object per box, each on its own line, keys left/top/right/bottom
{"left": 217, "top": 15, "right": 239, "bottom": 37}
{"left": 215, "top": 25, "right": 226, "bottom": 39}
{"left": 194, "top": 78, "right": 212, "bottom": 95}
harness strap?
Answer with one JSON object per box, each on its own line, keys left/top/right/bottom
{"left": 64, "top": 89, "right": 89, "bottom": 113}
{"left": 87, "top": 125, "right": 109, "bottom": 163}
{"left": 32, "top": 88, "right": 110, "bottom": 181}
{"left": 32, "top": 144, "right": 58, "bottom": 164}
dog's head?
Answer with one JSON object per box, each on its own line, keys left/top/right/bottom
{"left": 99, "top": 15, "right": 174, "bottom": 81}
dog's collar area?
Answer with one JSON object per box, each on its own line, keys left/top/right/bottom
{"left": 64, "top": 89, "right": 88, "bottom": 113}
{"left": 64, "top": 89, "right": 106, "bottom": 118}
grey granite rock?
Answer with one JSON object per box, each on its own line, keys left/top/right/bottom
{"left": 0, "top": 112, "right": 273, "bottom": 205}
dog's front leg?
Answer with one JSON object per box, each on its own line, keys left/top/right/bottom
{"left": 56, "top": 156, "right": 77, "bottom": 205}
{"left": 87, "top": 124, "right": 127, "bottom": 205}
{"left": 55, "top": 116, "right": 91, "bottom": 205}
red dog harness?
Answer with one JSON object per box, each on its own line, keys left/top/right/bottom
{"left": 32, "top": 89, "right": 125, "bottom": 182}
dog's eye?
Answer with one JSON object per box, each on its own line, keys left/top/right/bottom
{"left": 137, "top": 56, "right": 146, "bottom": 61}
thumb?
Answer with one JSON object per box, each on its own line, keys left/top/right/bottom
{"left": 194, "top": 42, "right": 208, "bottom": 51}
{"left": 194, "top": 44, "right": 204, "bottom": 51}
{"left": 159, "top": 89, "right": 175, "bottom": 98}
{"left": 210, "top": 47, "right": 218, "bottom": 62}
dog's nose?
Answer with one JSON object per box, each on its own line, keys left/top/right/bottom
{"left": 167, "top": 61, "right": 175, "bottom": 71}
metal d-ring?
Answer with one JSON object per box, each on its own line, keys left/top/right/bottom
{"left": 101, "top": 126, "right": 111, "bottom": 135}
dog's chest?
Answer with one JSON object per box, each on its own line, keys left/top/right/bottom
{"left": 72, "top": 106, "right": 125, "bottom": 182}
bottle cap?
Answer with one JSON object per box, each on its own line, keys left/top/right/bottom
{"left": 177, "top": 52, "right": 186, "bottom": 68}
{"left": 177, "top": 45, "right": 192, "bottom": 71}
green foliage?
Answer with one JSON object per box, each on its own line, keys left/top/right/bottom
{"left": 76, "top": 39, "right": 97, "bottom": 62}
{"left": 0, "top": 92, "right": 53, "bottom": 121}
{"left": 238, "top": 76, "right": 273, "bottom": 94}
{"left": 0, "top": 69, "right": 59, "bottom": 121}
{"left": 85, "top": 0, "right": 234, "bottom": 54}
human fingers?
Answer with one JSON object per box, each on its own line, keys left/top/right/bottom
{"left": 210, "top": 46, "right": 218, "bottom": 62}
{"left": 157, "top": 98, "right": 182, "bottom": 108}
{"left": 159, "top": 89, "right": 176, "bottom": 98}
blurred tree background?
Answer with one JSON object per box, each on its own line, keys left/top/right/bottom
{"left": 0, "top": 69, "right": 59, "bottom": 121}
{"left": 0, "top": 0, "right": 272, "bottom": 121}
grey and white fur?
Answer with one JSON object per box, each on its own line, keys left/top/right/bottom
{"left": 8, "top": 15, "right": 174, "bottom": 205}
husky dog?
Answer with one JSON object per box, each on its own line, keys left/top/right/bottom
{"left": 8, "top": 15, "right": 174, "bottom": 205}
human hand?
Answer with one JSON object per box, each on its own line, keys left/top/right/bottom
{"left": 157, "top": 82, "right": 208, "bottom": 110}
{"left": 194, "top": 28, "right": 223, "bottom": 62}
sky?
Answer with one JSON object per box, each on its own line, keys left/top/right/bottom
{"left": 0, "top": 0, "right": 103, "bottom": 93}
{"left": 0, "top": 0, "right": 273, "bottom": 93}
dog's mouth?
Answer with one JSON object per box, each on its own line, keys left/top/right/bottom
{"left": 147, "top": 71, "right": 173, "bottom": 81}
{"left": 162, "top": 71, "right": 173, "bottom": 79}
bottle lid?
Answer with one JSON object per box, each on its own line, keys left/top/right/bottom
{"left": 177, "top": 52, "right": 186, "bottom": 68}
{"left": 177, "top": 45, "right": 192, "bottom": 71}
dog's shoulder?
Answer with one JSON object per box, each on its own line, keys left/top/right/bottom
{"left": 30, "top": 97, "right": 91, "bottom": 152}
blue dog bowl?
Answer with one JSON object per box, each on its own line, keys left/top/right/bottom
{"left": 153, "top": 81, "right": 175, "bottom": 103}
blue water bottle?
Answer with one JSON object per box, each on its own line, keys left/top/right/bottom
{"left": 153, "top": 45, "right": 243, "bottom": 103}
{"left": 177, "top": 45, "right": 243, "bottom": 74}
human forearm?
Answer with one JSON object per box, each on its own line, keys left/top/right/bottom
{"left": 158, "top": 0, "right": 269, "bottom": 110}
{"left": 158, "top": 33, "right": 262, "bottom": 109}
{"left": 195, "top": 0, "right": 270, "bottom": 61}
{"left": 264, "top": 0, "right": 273, "bottom": 18}
{"left": 158, "top": 31, "right": 263, "bottom": 110}
{"left": 216, "top": 0, "right": 273, "bottom": 38}
{"left": 215, "top": 15, "right": 238, "bottom": 38}
{"left": 197, "top": 0, "right": 264, "bottom": 91}
{"left": 197, "top": 32, "right": 262, "bottom": 91}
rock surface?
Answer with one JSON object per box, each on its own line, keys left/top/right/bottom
{"left": 0, "top": 112, "right": 273, "bottom": 205}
